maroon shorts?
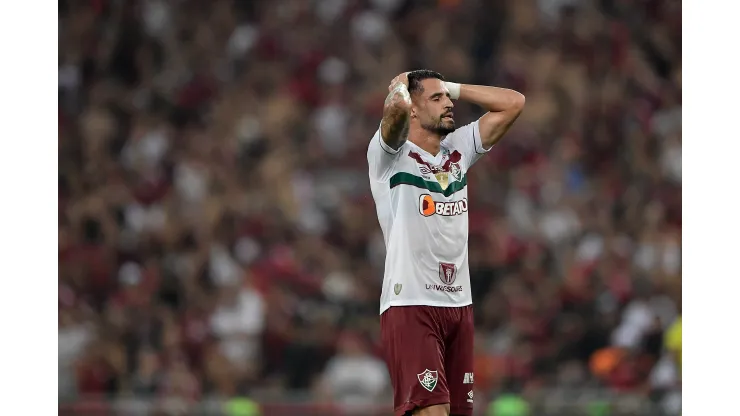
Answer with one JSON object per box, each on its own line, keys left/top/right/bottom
{"left": 380, "top": 305, "right": 475, "bottom": 416}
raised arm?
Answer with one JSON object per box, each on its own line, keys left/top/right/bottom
{"left": 447, "top": 83, "right": 525, "bottom": 149}
{"left": 380, "top": 73, "right": 412, "bottom": 150}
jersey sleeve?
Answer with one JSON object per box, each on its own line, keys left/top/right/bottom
{"left": 441, "top": 119, "right": 491, "bottom": 170}
{"left": 367, "top": 126, "right": 405, "bottom": 182}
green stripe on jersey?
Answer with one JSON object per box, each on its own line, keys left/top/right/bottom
{"left": 389, "top": 172, "right": 467, "bottom": 196}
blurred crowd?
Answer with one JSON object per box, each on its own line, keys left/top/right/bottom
{"left": 58, "top": 0, "right": 681, "bottom": 414}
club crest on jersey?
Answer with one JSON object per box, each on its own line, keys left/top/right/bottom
{"left": 439, "top": 262, "right": 457, "bottom": 285}
{"left": 450, "top": 163, "right": 462, "bottom": 181}
{"left": 419, "top": 194, "right": 468, "bottom": 217}
{"left": 394, "top": 283, "right": 402, "bottom": 295}
{"left": 417, "top": 369, "right": 438, "bottom": 392}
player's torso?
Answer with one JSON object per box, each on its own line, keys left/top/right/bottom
{"left": 371, "top": 141, "right": 473, "bottom": 313}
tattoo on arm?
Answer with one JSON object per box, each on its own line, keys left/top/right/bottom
{"left": 380, "top": 84, "right": 411, "bottom": 150}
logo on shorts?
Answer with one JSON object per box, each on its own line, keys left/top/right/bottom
{"left": 439, "top": 262, "right": 457, "bottom": 285}
{"left": 463, "top": 372, "right": 474, "bottom": 384}
{"left": 394, "top": 283, "right": 402, "bottom": 295}
{"left": 467, "top": 390, "right": 474, "bottom": 403}
{"left": 417, "top": 369, "right": 438, "bottom": 392}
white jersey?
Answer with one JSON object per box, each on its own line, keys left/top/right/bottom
{"left": 368, "top": 120, "right": 491, "bottom": 314}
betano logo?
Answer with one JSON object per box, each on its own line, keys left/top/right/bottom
{"left": 419, "top": 194, "right": 468, "bottom": 217}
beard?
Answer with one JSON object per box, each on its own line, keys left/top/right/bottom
{"left": 421, "top": 117, "right": 456, "bottom": 135}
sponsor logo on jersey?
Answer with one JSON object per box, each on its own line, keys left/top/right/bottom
{"left": 417, "top": 369, "right": 438, "bottom": 392}
{"left": 425, "top": 284, "right": 464, "bottom": 292}
{"left": 419, "top": 165, "right": 433, "bottom": 175}
{"left": 439, "top": 262, "right": 457, "bottom": 285}
{"left": 394, "top": 283, "right": 402, "bottom": 295}
{"left": 427, "top": 264, "right": 463, "bottom": 292}
{"left": 418, "top": 165, "right": 434, "bottom": 180}
{"left": 463, "top": 372, "right": 474, "bottom": 384}
{"left": 419, "top": 194, "right": 468, "bottom": 217}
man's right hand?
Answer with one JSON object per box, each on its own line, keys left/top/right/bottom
{"left": 381, "top": 72, "right": 412, "bottom": 150}
{"left": 388, "top": 72, "right": 410, "bottom": 92}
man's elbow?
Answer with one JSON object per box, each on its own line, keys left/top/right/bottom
{"left": 508, "top": 91, "right": 526, "bottom": 113}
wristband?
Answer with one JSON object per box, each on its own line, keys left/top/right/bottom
{"left": 444, "top": 82, "right": 461, "bottom": 100}
{"left": 389, "top": 82, "right": 411, "bottom": 103}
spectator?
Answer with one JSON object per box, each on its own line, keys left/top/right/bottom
{"left": 209, "top": 280, "right": 265, "bottom": 372}
{"left": 317, "top": 332, "right": 389, "bottom": 407}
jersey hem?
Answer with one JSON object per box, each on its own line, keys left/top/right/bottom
{"left": 379, "top": 300, "right": 473, "bottom": 315}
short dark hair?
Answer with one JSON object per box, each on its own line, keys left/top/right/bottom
{"left": 407, "top": 69, "right": 446, "bottom": 96}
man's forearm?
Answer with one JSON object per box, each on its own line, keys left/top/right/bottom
{"left": 455, "top": 84, "right": 525, "bottom": 113}
{"left": 380, "top": 83, "right": 412, "bottom": 149}
{"left": 444, "top": 81, "right": 525, "bottom": 147}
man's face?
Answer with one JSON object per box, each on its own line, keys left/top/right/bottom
{"left": 412, "top": 78, "right": 455, "bottom": 135}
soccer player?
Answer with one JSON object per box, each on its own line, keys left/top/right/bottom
{"left": 367, "top": 70, "right": 525, "bottom": 416}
